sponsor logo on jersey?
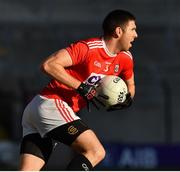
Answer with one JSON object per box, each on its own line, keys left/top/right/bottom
{"left": 85, "top": 73, "right": 105, "bottom": 85}
{"left": 68, "top": 125, "right": 78, "bottom": 135}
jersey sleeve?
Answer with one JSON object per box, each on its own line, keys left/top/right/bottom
{"left": 120, "top": 51, "right": 134, "bottom": 81}
{"left": 66, "top": 41, "right": 89, "bottom": 65}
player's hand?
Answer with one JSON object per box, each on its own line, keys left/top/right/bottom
{"left": 76, "top": 82, "right": 109, "bottom": 111}
{"left": 106, "top": 93, "right": 133, "bottom": 111}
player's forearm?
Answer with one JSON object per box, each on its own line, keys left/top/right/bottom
{"left": 41, "top": 61, "right": 81, "bottom": 89}
{"left": 128, "top": 84, "right": 135, "bottom": 98}
{"left": 125, "top": 75, "right": 135, "bottom": 98}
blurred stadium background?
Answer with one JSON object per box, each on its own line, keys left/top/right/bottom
{"left": 0, "top": 0, "right": 180, "bottom": 170}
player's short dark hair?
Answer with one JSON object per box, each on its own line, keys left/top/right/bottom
{"left": 102, "top": 9, "right": 136, "bottom": 37}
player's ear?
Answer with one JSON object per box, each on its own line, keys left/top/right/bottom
{"left": 114, "top": 26, "right": 123, "bottom": 38}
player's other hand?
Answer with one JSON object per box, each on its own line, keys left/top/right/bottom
{"left": 76, "top": 82, "right": 109, "bottom": 111}
{"left": 107, "top": 93, "right": 133, "bottom": 111}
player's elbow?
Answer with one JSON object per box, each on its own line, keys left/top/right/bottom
{"left": 40, "top": 60, "right": 52, "bottom": 74}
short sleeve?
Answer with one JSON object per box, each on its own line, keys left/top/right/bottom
{"left": 66, "top": 41, "right": 89, "bottom": 65}
{"left": 120, "top": 51, "right": 134, "bottom": 80}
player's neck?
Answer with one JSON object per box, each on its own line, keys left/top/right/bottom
{"left": 102, "top": 37, "right": 120, "bottom": 55}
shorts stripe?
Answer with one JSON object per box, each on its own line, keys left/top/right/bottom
{"left": 55, "top": 99, "right": 74, "bottom": 122}
{"left": 57, "top": 99, "right": 74, "bottom": 122}
{"left": 54, "top": 99, "right": 69, "bottom": 122}
{"left": 60, "top": 100, "right": 74, "bottom": 121}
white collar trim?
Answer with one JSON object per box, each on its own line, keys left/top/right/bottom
{"left": 102, "top": 38, "right": 117, "bottom": 57}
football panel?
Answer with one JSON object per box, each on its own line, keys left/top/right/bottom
{"left": 96, "top": 75, "right": 128, "bottom": 107}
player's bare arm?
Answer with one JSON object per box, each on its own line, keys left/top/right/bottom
{"left": 125, "top": 74, "right": 135, "bottom": 98}
{"left": 41, "top": 49, "right": 81, "bottom": 89}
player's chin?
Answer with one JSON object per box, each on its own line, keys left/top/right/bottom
{"left": 122, "top": 44, "right": 131, "bottom": 51}
{"left": 129, "top": 43, "right": 132, "bottom": 48}
{"left": 124, "top": 47, "right": 131, "bottom": 51}
{"left": 127, "top": 44, "right": 132, "bottom": 50}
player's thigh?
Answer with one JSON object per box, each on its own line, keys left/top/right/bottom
{"left": 46, "top": 119, "right": 89, "bottom": 146}
{"left": 20, "top": 133, "right": 55, "bottom": 170}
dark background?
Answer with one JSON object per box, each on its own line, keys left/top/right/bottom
{"left": 0, "top": 0, "right": 180, "bottom": 170}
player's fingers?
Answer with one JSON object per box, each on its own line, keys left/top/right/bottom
{"left": 125, "top": 93, "right": 131, "bottom": 99}
{"left": 98, "top": 94, "right": 109, "bottom": 100}
{"left": 94, "top": 97, "right": 106, "bottom": 107}
{"left": 106, "top": 106, "right": 122, "bottom": 111}
{"left": 91, "top": 100, "right": 100, "bottom": 110}
{"left": 86, "top": 100, "right": 91, "bottom": 112}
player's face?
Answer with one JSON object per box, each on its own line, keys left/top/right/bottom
{"left": 120, "top": 20, "right": 138, "bottom": 51}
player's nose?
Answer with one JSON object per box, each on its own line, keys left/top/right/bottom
{"left": 134, "top": 31, "right": 138, "bottom": 38}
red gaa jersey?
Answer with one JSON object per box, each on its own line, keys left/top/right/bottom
{"left": 40, "top": 37, "right": 134, "bottom": 112}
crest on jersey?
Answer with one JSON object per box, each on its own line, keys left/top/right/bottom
{"left": 114, "top": 64, "right": 119, "bottom": 73}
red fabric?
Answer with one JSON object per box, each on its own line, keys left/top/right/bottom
{"left": 40, "top": 37, "right": 134, "bottom": 112}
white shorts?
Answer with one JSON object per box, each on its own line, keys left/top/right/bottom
{"left": 22, "top": 95, "right": 80, "bottom": 137}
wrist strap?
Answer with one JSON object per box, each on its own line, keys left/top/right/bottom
{"left": 76, "top": 83, "right": 89, "bottom": 96}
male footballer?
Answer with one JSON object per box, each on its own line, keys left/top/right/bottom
{"left": 19, "top": 9, "right": 137, "bottom": 170}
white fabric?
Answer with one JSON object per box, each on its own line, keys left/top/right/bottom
{"left": 22, "top": 95, "right": 80, "bottom": 137}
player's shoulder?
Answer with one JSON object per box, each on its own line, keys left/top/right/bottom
{"left": 119, "top": 50, "right": 133, "bottom": 60}
{"left": 70, "top": 37, "right": 101, "bottom": 48}
{"left": 82, "top": 37, "right": 102, "bottom": 43}
{"left": 68, "top": 39, "right": 89, "bottom": 52}
{"left": 81, "top": 37, "right": 103, "bottom": 49}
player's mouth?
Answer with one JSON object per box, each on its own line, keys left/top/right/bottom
{"left": 130, "top": 40, "right": 134, "bottom": 46}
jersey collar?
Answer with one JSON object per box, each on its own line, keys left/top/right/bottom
{"left": 102, "top": 38, "right": 117, "bottom": 57}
